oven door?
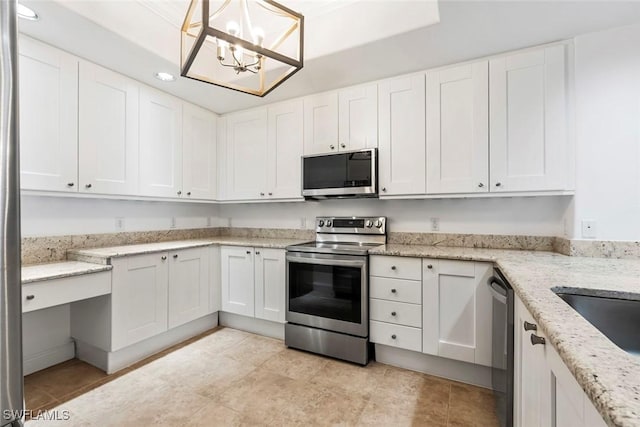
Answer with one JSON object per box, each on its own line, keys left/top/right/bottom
{"left": 286, "top": 251, "right": 368, "bottom": 337}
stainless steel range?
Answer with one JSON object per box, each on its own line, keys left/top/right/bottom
{"left": 285, "top": 216, "right": 387, "bottom": 365}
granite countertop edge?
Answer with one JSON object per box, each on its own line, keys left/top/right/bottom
{"left": 22, "top": 261, "right": 113, "bottom": 284}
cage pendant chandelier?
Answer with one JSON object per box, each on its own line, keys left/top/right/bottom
{"left": 181, "top": 0, "right": 304, "bottom": 97}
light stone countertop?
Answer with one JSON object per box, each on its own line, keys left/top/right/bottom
{"left": 22, "top": 261, "right": 113, "bottom": 284}
{"left": 369, "top": 244, "right": 640, "bottom": 427}
{"left": 67, "top": 237, "right": 310, "bottom": 264}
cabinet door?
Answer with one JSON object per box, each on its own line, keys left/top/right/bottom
{"left": 303, "top": 92, "right": 338, "bottom": 155}
{"left": 139, "top": 86, "right": 183, "bottom": 198}
{"left": 427, "top": 62, "right": 489, "bottom": 194}
{"left": 254, "top": 248, "right": 286, "bottom": 323}
{"left": 338, "top": 84, "right": 377, "bottom": 151}
{"left": 378, "top": 74, "right": 426, "bottom": 196}
{"left": 490, "top": 45, "right": 567, "bottom": 192}
{"left": 225, "top": 109, "right": 268, "bottom": 200}
{"left": 422, "top": 260, "right": 492, "bottom": 366}
{"left": 267, "top": 100, "right": 303, "bottom": 199}
{"left": 220, "top": 246, "right": 255, "bottom": 316}
{"left": 168, "top": 247, "right": 209, "bottom": 329}
{"left": 182, "top": 103, "right": 217, "bottom": 200}
{"left": 209, "top": 246, "right": 221, "bottom": 313}
{"left": 514, "top": 297, "right": 552, "bottom": 427}
{"left": 78, "top": 61, "right": 139, "bottom": 195}
{"left": 111, "top": 253, "right": 168, "bottom": 350}
{"left": 18, "top": 36, "right": 78, "bottom": 192}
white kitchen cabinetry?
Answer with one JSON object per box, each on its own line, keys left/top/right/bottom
{"left": 111, "top": 253, "right": 169, "bottom": 350}
{"left": 78, "top": 61, "right": 139, "bottom": 195}
{"left": 182, "top": 103, "right": 217, "bottom": 200}
{"left": 267, "top": 100, "right": 303, "bottom": 200}
{"left": 515, "top": 296, "right": 607, "bottom": 427}
{"left": 378, "top": 74, "right": 426, "bottom": 196}
{"left": 220, "top": 246, "right": 286, "bottom": 323}
{"left": 422, "top": 259, "right": 492, "bottom": 366}
{"left": 338, "top": 84, "right": 378, "bottom": 151}
{"left": 426, "top": 61, "right": 489, "bottom": 194}
{"left": 490, "top": 45, "right": 568, "bottom": 192}
{"left": 254, "top": 248, "right": 286, "bottom": 323}
{"left": 225, "top": 109, "right": 268, "bottom": 201}
{"left": 209, "top": 246, "right": 221, "bottom": 313}
{"left": 168, "top": 247, "right": 210, "bottom": 329}
{"left": 139, "top": 86, "right": 183, "bottom": 198}
{"left": 18, "top": 36, "right": 78, "bottom": 192}
{"left": 303, "top": 92, "right": 339, "bottom": 155}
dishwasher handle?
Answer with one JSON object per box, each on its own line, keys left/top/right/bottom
{"left": 487, "top": 277, "right": 508, "bottom": 305}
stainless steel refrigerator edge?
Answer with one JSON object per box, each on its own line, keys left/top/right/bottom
{"left": 0, "top": 0, "right": 24, "bottom": 425}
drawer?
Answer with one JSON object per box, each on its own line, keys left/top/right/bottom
{"left": 370, "top": 320, "right": 422, "bottom": 352}
{"left": 370, "top": 255, "right": 421, "bottom": 280}
{"left": 370, "top": 276, "right": 421, "bottom": 304}
{"left": 370, "top": 299, "right": 422, "bottom": 328}
{"left": 22, "top": 271, "right": 112, "bottom": 313}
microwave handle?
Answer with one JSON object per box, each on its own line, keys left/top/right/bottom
{"left": 286, "top": 254, "right": 365, "bottom": 268}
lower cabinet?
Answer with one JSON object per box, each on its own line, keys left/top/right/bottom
{"left": 515, "top": 296, "right": 607, "bottom": 427}
{"left": 167, "top": 247, "right": 210, "bottom": 329}
{"left": 423, "top": 259, "right": 493, "bottom": 366}
{"left": 220, "top": 246, "right": 286, "bottom": 323}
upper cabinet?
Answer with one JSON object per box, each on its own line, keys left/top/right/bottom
{"left": 426, "top": 61, "right": 489, "bottom": 194}
{"left": 303, "top": 92, "right": 339, "bottom": 155}
{"left": 267, "top": 100, "right": 303, "bottom": 200}
{"left": 378, "top": 74, "right": 426, "bottom": 196}
{"left": 19, "top": 36, "right": 78, "bottom": 192}
{"left": 79, "top": 61, "right": 139, "bottom": 196}
{"left": 489, "top": 45, "right": 568, "bottom": 192}
{"left": 139, "top": 87, "right": 183, "bottom": 198}
{"left": 225, "top": 109, "right": 268, "bottom": 201}
{"left": 338, "top": 84, "right": 378, "bottom": 151}
{"left": 182, "top": 103, "right": 217, "bottom": 200}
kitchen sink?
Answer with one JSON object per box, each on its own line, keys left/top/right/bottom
{"left": 555, "top": 292, "right": 640, "bottom": 357}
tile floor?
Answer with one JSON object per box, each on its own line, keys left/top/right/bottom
{"left": 25, "top": 327, "right": 499, "bottom": 426}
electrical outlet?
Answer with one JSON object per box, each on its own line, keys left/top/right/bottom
{"left": 170, "top": 217, "right": 177, "bottom": 229}
{"left": 430, "top": 217, "right": 440, "bottom": 232}
{"left": 115, "top": 217, "right": 125, "bottom": 231}
{"left": 581, "top": 220, "right": 597, "bottom": 239}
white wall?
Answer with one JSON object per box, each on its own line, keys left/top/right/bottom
{"left": 571, "top": 22, "right": 640, "bottom": 241}
{"left": 220, "top": 196, "right": 570, "bottom": 236}
{"left": 21, "top": 195, "right": 220, "bottom": 237}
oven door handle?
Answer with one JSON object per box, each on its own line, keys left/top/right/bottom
{"left": 286, "top": 254, "right": 365, "bottom": 268}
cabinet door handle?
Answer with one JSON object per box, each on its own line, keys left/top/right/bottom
{"left": 530, "top": 334, "right": 546, "bottom": 346}
{"left": 330, "top": 145, "right": 335, "bottom": 150}
{"left": 246, "top": 250, "right": 251, "bottom": 254}
{"left": 478, "top": 183, "right": 484, "bottom": 188}
{"left": 67, "top": 182, "right": 75, "bottom": 187}
{"left": 495, "top": 182, "right": 502, "bottom": 187}
{"left": 381, "top": 187, "right": 387, "bottom": 192}
{"left": 391, "top": 265, "right": 396, "bottom": 270}
{"left": 391, "top": 334, "right": 397, "bottom": 340}
{"left": 256, "top": 251, "right": 260, "bottom": 255}
{"left": 177, "top": 191, "right": 182, "bottom": 195}
{"left": 260, "top": 192, "right": 265, "bottom": 196}
{"left": 523, "top": 321, "right": 537, "bottom": 332}
{"left": 268, "top": 192, "right": 273, "bottom": 196}
{"left": 173, "top": 254, "right": 178, "bottom": 259}
{"left": 26, "top": 295, "right": 35, "bottom": 301}
{"left": 340, "top": 143, "right": 346, "bottom": 149}
{"left": 426, "top": 264, "right": 433, "bottom": 269}
{"left": 391, "top": 289, "right": 397, "bottom": 294}
{"left": 391, "top": 311, "right": 396, "bottom": 316}
{"left": 161, "top": 256, "right": 167, "bottom": 260}
{"left": 85, "top": 183, "right": 92, "bottom": 189}
{"left": 187, "top": 192, "right": 191, "bottom": 196}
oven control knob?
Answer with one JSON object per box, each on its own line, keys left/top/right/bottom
{"left": 326, "top": 220, "right": 332, "bottom": 227}
{"left": 374, "top": 220, "right": 383, "bottom": 228}
{"left": 318, "top": 220, "right": 325, "bottom": 227}
{"left": 365, "top": 220, "right": 373, "bottom": 228}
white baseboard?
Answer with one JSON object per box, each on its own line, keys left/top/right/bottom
{"left": 76, "top": 313, "right": 218, "bottom": 374}
{"left": 24, "top": 341, "right": 75, "bottom": 375}
{"left": 219, "top": 312, "right": 284, "bottom": 340}
{"left": 374, "top": 344, "right": 492, "bottom": 389}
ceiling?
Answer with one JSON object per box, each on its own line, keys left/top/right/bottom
{"left": 18, "top": 0, "right": 640, "bottom": 114}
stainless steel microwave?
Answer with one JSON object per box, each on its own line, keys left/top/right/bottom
{"left": 302, "top": 148, "right": 377, "bottom": 199}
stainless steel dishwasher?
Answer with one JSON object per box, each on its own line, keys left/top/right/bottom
{"left": 488, "top": 268, "right": 514, "bottom": 427}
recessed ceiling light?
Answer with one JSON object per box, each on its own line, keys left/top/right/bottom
{"left": 17, "top": 4, "right": 39, "bottom": 21}
{"left": 154, "top": 72, "right": 176, "bottom": 82}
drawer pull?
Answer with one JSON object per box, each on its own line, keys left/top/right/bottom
{"left": 391, "top": 334, "right": 397, "bottom": 340}
{"left": 173, "top": 254, "right": 178, "bottom": 259}
{"left": 391, "top": 266, "right": 397, "bottom": 270}
{"left": 26, "top": 295, "right": 35, "bottom": 301}
{"left": 524, "top": 321, "right": 537, "bottom": 332}
{"left": 426, "top": 264, "right": 433, "bottom": 269}
{"left": 391, "top": 311, "right": 397, "bottom": 316}
{"left": 246, "top": 250, "right": 251, "bottom": 255}
{"left": 391, "top": 289, "right": 397, "bottom": 294}
{"left": 161, "top": 256, "right": 167, "bottom": 261}
{"left": 256, "top": 251, "right": 260, "bottom": 255}
{"left": 530, "top": 334, "right": 546, "bottom": 346}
